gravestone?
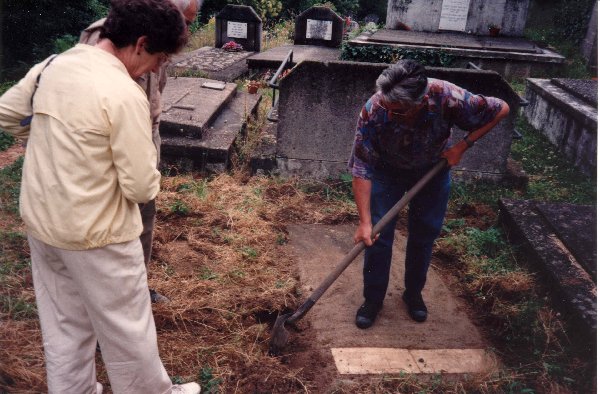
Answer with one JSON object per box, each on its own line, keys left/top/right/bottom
{"left": 274, "top": 61, "right": 521, "bottom": 181}
{"left": 215, "top": 5, "right": 262, "bottom": 52}
{"left": 386, "top": 0, "right": 530, "bottom": 36}
{"left": 294, "top": 6, "right": 345, "bottom": 47}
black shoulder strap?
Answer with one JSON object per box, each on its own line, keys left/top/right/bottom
{"left": 20, "top": 54, "right": 58, "bottom": 127}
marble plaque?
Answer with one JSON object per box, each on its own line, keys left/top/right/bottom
{"left": 438, "top": 0, "right": 471, "bottom": 31}
{"left": 227, "top": 21, "right": 248, "bottom": 39}
{"left": 306, "top": 19, "right": 333, "bottom": 40}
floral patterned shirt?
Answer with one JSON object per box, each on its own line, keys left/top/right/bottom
{"left": 348, "top": 78, "right": 506, "bottom": 179}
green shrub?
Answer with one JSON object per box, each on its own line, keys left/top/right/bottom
{"left": 340, "top": 43, "right": 456, "bottom": 67}
{"left": 52, "top": 34, "right": 78, "bottom": 54}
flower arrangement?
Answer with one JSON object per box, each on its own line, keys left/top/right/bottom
{"left": 222, "top": 41, "right": 243, "bottom": 52}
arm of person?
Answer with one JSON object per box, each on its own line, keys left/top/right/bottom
{"left": 0, "top": 59, "right": 52, "bottom": 138}
{"left": 349, "top": 100, "right": 380, "bottom": 246}
{"left": 352, "top": 176, "right": 376, "bottom": 246}
{"left": 442, "top": 100, "right": 510, "bottom": 166}
{"left": 108, "top": 91, "right": 161, "bottom": 204}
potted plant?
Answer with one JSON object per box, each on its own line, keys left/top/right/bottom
{"left": 488, "top": 24, "right": 501, "bottom": 37}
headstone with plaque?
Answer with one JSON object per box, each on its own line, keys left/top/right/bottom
{"left": 438, "top": 0, "right": 470, "bottom": 31}
{"left": 294, "top": 6, "right": 344, "bottom": 48}
{"left": 215, "top": 5, "right": 262, "bottom": 52}
{"left": 386, "top": 0, "right": 530, "bottom": 36}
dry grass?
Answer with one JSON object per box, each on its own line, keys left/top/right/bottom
{"left": 187, "top": 17, "right": 294, "bottom": 52}
{"left": 0, "top": 164, "right": 356, "bottom": 392}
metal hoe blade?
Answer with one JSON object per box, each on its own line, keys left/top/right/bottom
{"left": 268, "top": 312, "right": 292, "bottom": 356}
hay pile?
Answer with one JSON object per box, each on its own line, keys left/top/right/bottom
{"left": 0, "top": 171, "right": 357, "bottom": 393}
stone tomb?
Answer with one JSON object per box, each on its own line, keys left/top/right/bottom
{"left": 158, "top": 77, "right": 262, "bottom": 173}
{"left": 499, "top": 199, "right": 596, "bottom": 337}
{"left": 386, "top": 0, "right": 530, "bottom": 36}
{"left": 294, "top": 6, "right": 345, "bottom": 48}
{"left": 215, "top": 5, "right": 262, "bottom": 52}
{"left": 168, "top": 46, "right": 252, "bottom": 82}
{"left": 271, "top": 60, "right": 521, "bottom": 182}
{"left": 524, "top": 78, "right": 597, "bottom": 176}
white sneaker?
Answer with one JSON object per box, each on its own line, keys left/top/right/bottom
{"left": 172, "top": 382, "right": 201, "bottom": 394}
{"left": 96, "top": 382, "right": 103, "bottom": 394}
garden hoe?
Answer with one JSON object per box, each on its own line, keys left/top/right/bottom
{"left": 269, "top": 159, "right": 448, "bottom": 356}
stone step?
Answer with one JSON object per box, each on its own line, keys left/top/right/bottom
{"left": 160, "top": 77, "right": 237, "bottom": 139}
{"left": 160, "top": 90, "right": 262, "bottom": 173}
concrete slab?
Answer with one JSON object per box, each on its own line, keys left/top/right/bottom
{"left": 369, "top": 30, "right": 540, "bottom": 53}
{"left": 536, "top": 203, "right": 596, "bottom": 278}
{"left": 169, "top": 47, "right": 252, "bottom": 81}
{"left": 349, "top": 31, "right": 564, "bottom": 79}
{"left": 160, "top": 91, "right": 262, "bottom": 173}
{"left": 160, "top": 77, "right": 237, "bottom": 138}
{"left": 331, "top": 348, "right": 497, "bottom": 375}
{"left": 498, "top": 199, "right": 596, "bottom": 336}
{"left": 284, "top": 223, "right": 496, "bottom": 375}
{"left": 246, "top": 44, "right": 341, "bottom": 69}
{"left": 551, "top": 78, "right": 598, "bottom": 107}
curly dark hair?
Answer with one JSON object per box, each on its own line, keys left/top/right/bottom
{"left": 100, "top": 0, "right": 188, "bottom": 54}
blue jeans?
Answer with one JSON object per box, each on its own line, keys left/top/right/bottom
{"left": 363, "top": 166, "right": 451, "bottom": 305}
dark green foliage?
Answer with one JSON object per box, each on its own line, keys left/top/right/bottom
{"left": 200, "top": 0, "right": 360, "bottom": 23}
{"left": 551, "top": 0, "right": 596, "bottom": 44}
{"left": 340, "top": 43, "right": 456, "bottom": 67}
{"left": 356, "top": 0, "right": 387, "bottom": 22}
{"left": 52, "top": 34, "right": 79, "bottom": 54}
{"left": 0, "top": 132, "right": 15, "bottom": 152}
{"left": 0, "top": 82, "right": 17, "bottom": 151}
{"left": 198, "top": 366, "right": 221, "bottom": 393}
{"left": 1, "top": 0, "right": 110, "bottom": 80}
{"left": 0, "top": 156, "right": 23, "bottom": 214}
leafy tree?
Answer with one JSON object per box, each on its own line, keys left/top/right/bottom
{"left": 1, "top": 0, "right": 109, "bottom": 80}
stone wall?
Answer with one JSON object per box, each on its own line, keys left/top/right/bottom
{"left": 386, "top": 0, "right": 530, "bottom": 36}
{"left": 275, "top": 60, "right": 522, "bottom": 181}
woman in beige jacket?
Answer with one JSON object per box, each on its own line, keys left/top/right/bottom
{"left": 0, "top": 1, "right": 200, "bottom": 393}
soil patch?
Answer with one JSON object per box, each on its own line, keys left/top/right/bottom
{"left": 0, "top": 143, "right": 24, "bottom": 169}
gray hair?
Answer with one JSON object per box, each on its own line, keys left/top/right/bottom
{"left": 170, "top": 0, "right": 202, "bottom": 12}
{"left": 375, "top": 59, "right": 428, "bottom": 104}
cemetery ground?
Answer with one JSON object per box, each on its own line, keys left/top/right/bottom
{"left": 0, "top": 94, "right": 596, "bottom": 392}
{"left": 0, "top": 9, "right": 597, "bottom": 392}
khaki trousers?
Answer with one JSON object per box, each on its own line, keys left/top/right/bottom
{"left": 29, "top": 235, "right": 173, "bottom": 394}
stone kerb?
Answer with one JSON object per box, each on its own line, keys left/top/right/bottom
{"left": 276, "top": 61, "right": 521, "bottom": 181}
{"left": 215, "top": 5, "right": 262, "bottom": 52}
{"left": 294, "top": 6, "right": 345, "bottom": 48}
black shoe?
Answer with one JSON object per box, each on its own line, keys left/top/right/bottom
{"left": 402, "top": 291, "right": 428, "bottom": 322}
{"left": 355, "top": 302, "right": 382, "bottom": 329}
{"left": 149, "top": 289, "right": 170, "bottom": 303}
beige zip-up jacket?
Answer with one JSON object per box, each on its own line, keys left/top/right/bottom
{"left": 80, "top": 18, "right": 167, "bottom": 164}
{"left": 0, "top": 44, "right": 161, "bottom": 250}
